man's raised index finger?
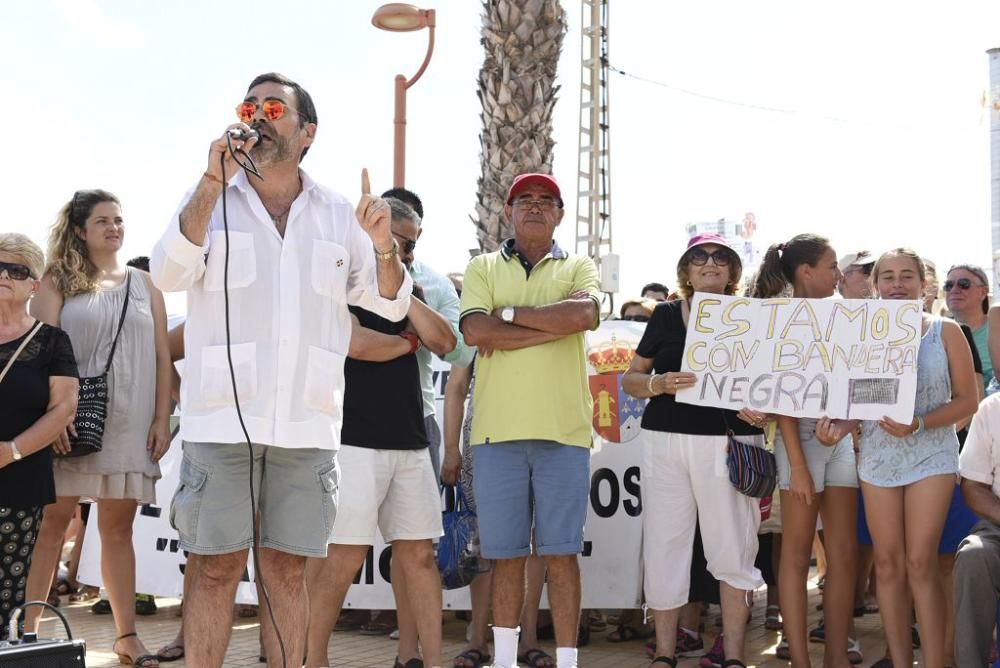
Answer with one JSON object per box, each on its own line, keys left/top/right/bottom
{"left": 361, "top": 168, "right": 371, "bottom": 196}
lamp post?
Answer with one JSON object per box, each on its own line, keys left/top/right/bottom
{"left": 372, "top": 3, "right": 436, "bottom": 188}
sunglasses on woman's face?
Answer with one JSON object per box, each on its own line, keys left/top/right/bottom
{"left": 687, "top": 248, "right": 732, "bottom": 266}
{"left": 0, "top": 262, "right": 33, "bottom": 281}
{"left": 943, "top": 277, "right": 983, "bottom": 292}
{"left": 622, "top": 314, "right": 650, "bottom": 322}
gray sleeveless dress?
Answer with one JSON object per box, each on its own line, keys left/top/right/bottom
{"left": 859, "top": 317, "right": 960, "bottom": 487}
{"left": 54, "top": 269, "right": 160, "bottom": 503}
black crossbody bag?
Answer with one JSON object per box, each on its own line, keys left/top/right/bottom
{"left": 60, "top": 271, "right": 132, "bottom": 458}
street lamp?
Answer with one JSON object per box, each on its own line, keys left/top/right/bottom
{"left": 372, "top": 3, "right": 436, "bottom": 188}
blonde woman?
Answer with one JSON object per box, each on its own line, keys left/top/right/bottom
{"left": 24, "top": 190, "right": 171, "bottom": 667}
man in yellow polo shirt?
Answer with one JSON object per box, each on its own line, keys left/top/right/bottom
{"left": 460, "top": 173, "right": 600, "bottom": 668}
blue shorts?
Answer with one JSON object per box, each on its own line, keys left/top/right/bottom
{"left": 858, "top": 482, "right": 973, "bottom": 553}
{"left": 939, "top": 483, "right": 978, "bottom": 554}
{"left": 857, "top": 489, "right": 872, "bottom": 546}
{"left": 472, "top": 440, "right": 590, "bottom": 559}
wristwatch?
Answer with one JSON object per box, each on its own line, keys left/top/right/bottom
{"left": 501, "top": 306, "right": 516, "bottom": 323}
{"left": 8, "top": 440, "right": 21, "bottom": 461}
{"left": 373, "top": 239, "right": 399, "bottom": 262}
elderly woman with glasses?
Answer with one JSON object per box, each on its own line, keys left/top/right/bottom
{"left": 944, "top": 264, "right": 992, "bottom": 387}
{"left": 622, "top": 233, "right": 763, "bottom": 668}
{"left": 0, "top": 233, "right": 79, "bottom": 640}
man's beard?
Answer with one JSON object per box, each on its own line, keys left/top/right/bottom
{"left": 249, "top": 134, "right": 296, "bottom": 167}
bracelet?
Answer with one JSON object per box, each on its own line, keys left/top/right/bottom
{"left": 914, "top": 415, "right": 925, "bottom": 434}
{"left": 399, "top": 331, "right": 420, "bottom": 354}
{"left": 374, "top": 239, "right": 399, "bottom": 262}
{"left": 647, "top": 373, "right": 659, "bottom": 396}
{"left": 202, "top": 172, "right": 224, "bottom": 186}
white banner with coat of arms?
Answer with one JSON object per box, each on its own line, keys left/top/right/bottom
{"left": 79, "top": 321, "right": 649, "bottom": 608}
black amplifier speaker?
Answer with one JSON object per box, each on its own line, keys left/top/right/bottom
{"left": 0, "top": 638, "right": 87, "bottom": 667}
{"left": 1, "top": 601, "right": 85, "bottom": 667}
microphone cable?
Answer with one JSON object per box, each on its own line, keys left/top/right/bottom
{"left": 219, "top": 145, "right": 288, "bottom": 668}
{"left": 7, "top": 601, "right": 73, "bottom": 642}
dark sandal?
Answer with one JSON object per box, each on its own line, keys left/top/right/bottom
{"left": 722, "top": 661, "right": 747, "bottom": 667}
{"left": 155, "top": 642, "right": 184, "bottom": 662}
{"left": 517, "top": 648, "right": 555, "bottom": 668}
{"left": 650, "top": 657, "right": 677, "bottom": 667}
{"left": 453, "top": 648, "right": 491, "bottom": 668}
{"left": 607, "top": 624, "right": 654, "bottom": 642}
{"left": 577, "top": 621, "right": 591, "bottom": 647}
{"left": 114, "top": 632, "right": 159, "bottom": 667}
{"left": 359, "top": 620, "right": 395, "bottom": 635}
{"left": 393, "top": 658, "right": 424, "bottom": 668}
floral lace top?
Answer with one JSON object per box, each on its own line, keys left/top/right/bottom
{"left": 859, "top": 317, "right": 960, "bottom": 487}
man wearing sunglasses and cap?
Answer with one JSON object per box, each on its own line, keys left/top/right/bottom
{"left": 151, "top": 72, "right": 411, "bottom": 668}
{"left": 837, "top": 250, "right": 876, "bottom": 299}
{"left": 459, "top": 173, "right": 601, "bottom": 668}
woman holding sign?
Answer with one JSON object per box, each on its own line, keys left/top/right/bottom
{"left": 854, "top": 250, "right": 977, "bottom": 668}
{"left": 623, "top": 232, "right": 764, "bottom": 668}
{"left": 752, "top": 234, "right": 860, "bottom": 668}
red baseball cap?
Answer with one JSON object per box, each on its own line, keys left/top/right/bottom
{"left": 506, "top": 173, "right": 562, "bottom": 205}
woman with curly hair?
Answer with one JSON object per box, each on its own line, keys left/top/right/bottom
{"left": 23, "top": 190, "right": 172, "bottom": 667}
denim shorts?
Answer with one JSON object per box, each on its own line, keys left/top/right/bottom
{"left": 472, "top": 439, "right": 590, "bottom": 559}
{"left": 170, "top": 441, "right": 339, "bottom": 558}
{"left": 775, "top": 423, "right": 858, "bottom": 493}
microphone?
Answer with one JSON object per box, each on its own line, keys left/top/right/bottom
{"left": 227, "top": 128, "right": 260, "bottom": 142}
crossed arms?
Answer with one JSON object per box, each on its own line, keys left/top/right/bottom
{"left": 460, "top": 292, "right": 599, "bottom": 355}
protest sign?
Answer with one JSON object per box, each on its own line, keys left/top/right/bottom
{"left": 677, "top": 294, "right": 922, "bottom": 422}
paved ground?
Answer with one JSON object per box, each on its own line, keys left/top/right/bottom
{"left": 30, "top": 575, "right": 901, "bottom": 667}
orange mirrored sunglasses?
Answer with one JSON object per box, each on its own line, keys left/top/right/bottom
{"left": 236, "top": 99, "right": 298, "bottom": 124}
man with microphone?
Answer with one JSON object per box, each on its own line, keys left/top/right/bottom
{"left": 150, "top": 72, "right": 411, "bottom": 668}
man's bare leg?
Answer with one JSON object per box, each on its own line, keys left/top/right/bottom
{"left": 304, "top": 543, "right": 370, "bottom": 668}
{"left": 544, "top": 555, "right": 581, "bottom": 648}
{"left": 517, "top": 555, "right": 547, "bottom": 656}
{"left": 392, "top": 539, "right": 442, "bottom": 667}
{"left": 183, "top": 550, "right": 248, "bottom": 667}
{"left": 256, "top": 548, "right": 309, "bottom": 668}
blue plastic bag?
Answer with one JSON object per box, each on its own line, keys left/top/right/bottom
{"left": 436, "top": 486, "right": 485, "bottom": 590}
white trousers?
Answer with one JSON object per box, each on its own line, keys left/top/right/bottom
{"left": 641, "top": 430, "right": 763, "bottom": 610}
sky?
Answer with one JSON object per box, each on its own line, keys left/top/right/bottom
{"left": 2, "top": 0, "right": 999, "bottom": 315}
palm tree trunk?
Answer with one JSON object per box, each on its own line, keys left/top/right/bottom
{"left": 473, "top": 0, "right": 567, "bottom": 252}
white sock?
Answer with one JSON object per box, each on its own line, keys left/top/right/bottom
{"left": 556, "top": 646, "right": 578, "bottom": 668}
{"left": 492, "top": 626, "right": 519, "bottom": 668}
